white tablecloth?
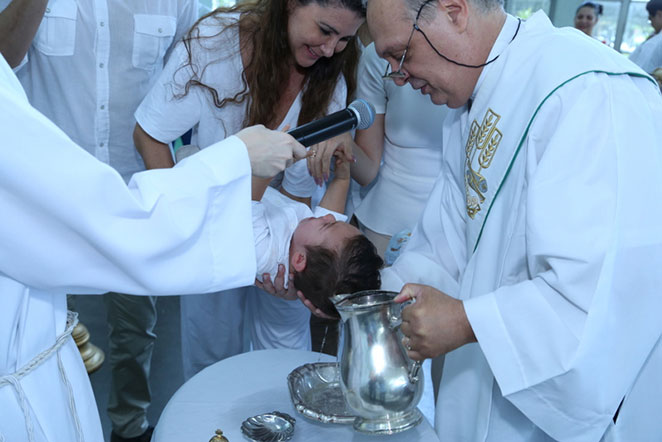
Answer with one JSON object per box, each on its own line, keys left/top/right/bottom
{"left": 153, "top": 349, "right": 439, "bottom": 441}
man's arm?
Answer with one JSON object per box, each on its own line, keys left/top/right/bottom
{"left": 0, "top": 0, "right": 47, "bottom": 68}
{"left": 134, "top": 123, "right": 175, "bottom": 170}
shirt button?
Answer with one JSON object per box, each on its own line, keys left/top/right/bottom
{"left": 99, "top": 62, "right": 104, "bottom": 68}
{"left": 99, "top": 142, "right": 104, "bottom": 147}
{"left": 45, "top": 7, "right": 50, "bottom": 13}
{"left": 100, "top": 21, "right": 105, "bottom": 27}
{"left": 158, "top": 28, "right": 163, "bottom": 33}
{"left": 100, "top": 105, "right": 105, "bottom": 110}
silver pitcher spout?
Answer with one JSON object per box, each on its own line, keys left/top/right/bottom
{"left": 329, "top": 292, "right": 353, "bottom": 307}
{"left": 333, "top": 290, "right": 424, "bottom": 435}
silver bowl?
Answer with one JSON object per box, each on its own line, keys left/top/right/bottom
{"left": 240, "top": 411, "right": 295, "bottom": 442}
{"left": 287, "top": 362, "right": 356, "bottom": 424}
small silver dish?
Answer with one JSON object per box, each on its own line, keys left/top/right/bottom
{"left": 287, "top": 362, "right": 356, "bottom": 424}
{"left": 240, "top": 411, "right": 295, "bottom": 442}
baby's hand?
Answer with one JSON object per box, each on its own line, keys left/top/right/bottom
{"left": 331, "top": 143, "right": 352, "bottom": 181}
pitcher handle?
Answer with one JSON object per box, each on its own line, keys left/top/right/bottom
{"left": 388, "top": 299, "right": 423, "bottom": 384}
{"left": 387, "top": 297, "right": 416, "bottom": 330}
{"left": 409, "top": 360, "right": 422, "bottom": 383}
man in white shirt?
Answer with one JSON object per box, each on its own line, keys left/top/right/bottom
{"left": 0, "top": 43, "right": 306, "bottom": 442}
{"left": 629, "top": 0, "right": 662, "bottom": 73}
{"left": 364, "top": 0, "right": 662, "bottom": 440}
{"left": 0, "top": 1, "right": 197, "bottom": 440}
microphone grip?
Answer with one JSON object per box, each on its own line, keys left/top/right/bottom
{"left": 288, "top": 109, "right": 357, "bottom": 147}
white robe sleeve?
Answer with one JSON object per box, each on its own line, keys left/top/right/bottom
{"left": 0, "top": 62, "right": 256, "bottom": 296}
{"left": 463, "top": 73, "right": 662, "bottom": 440}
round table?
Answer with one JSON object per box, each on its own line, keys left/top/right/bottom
{"left": 153, "top": 349, "right": 439, "bottom": 441}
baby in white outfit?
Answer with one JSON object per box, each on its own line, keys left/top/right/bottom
{"left": 252, "top": 152, "right": 383, "bottom": 317}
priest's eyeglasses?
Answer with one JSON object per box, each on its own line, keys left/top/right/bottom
{"left": 382, "top": 0, "right": 430, "bottom": 80}
{"left": 383, "top": 0, "right": 522, "bottom": 80}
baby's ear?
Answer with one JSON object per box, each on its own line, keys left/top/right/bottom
{"left": 291, "top": 250, "right": 307, "bottom": 272}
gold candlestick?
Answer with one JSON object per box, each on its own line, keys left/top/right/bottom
{"left": 72, "top": 322, "right": 105, "bottom": 374}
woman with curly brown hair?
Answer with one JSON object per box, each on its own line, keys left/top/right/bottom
{"left": 133, "top": 0, "right": 365, "bottom": 379}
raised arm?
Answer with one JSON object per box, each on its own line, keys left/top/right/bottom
{"left": 351, "top": 113, "right": 385, "bottom": 186}
{"left": 318, "top": 146, "right": 351, "bottom": 213}
{"left": 134, "top": 123, "right": 175, "bottom": 170}
{"left": 0, "top": 0, "right": 47, "bottom": 68}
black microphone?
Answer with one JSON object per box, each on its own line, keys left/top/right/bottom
{"left": 288, "top": 99, "right": 376, "bottom": 147}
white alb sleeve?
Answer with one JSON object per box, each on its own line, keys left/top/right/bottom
{"left": 1, "top": 74, "right": 255, "bottom": 296}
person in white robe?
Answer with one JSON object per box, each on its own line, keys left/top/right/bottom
{"left": 365, "top": 0, "right": 662, "bottom": 440}
{"left": 0, "top": 1, "right": 198, "bottom": 439}
{"left": 0, "top": 54, "right": 306, "bottom": 442}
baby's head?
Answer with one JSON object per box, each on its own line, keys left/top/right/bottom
{"left": 289, "top": 214, "right": 384, "bottom": 317}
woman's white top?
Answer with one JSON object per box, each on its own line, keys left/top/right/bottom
{"left": 136, "top": 13, "right": 347, "bottom": 198}
{"left": 353, "top": 43, "right": 449, "bottom": 235}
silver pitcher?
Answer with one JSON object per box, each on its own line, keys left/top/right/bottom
{"left": 333, "top": 290, "right": 424, "bottom": 435}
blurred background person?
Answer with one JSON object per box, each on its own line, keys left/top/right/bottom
{"left": 574, "top": 1, "right": 603, "bottom": 38}
{"left": 630, "top": 0, "right": 662, "bottom": 73}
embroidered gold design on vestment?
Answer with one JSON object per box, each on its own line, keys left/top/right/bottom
{"left": 465, "top": 108, "right": 503, "bottom": 219}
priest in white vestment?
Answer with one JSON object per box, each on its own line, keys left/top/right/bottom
{"left": 367, "top": 0, "right": 662, "bottom": 440}
{"left": 0, "top": 53, "right": 305, "bottom": 442}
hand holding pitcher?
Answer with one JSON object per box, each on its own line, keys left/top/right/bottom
{"left": 394, "top": 283, "right": 477, "bottom": 361}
